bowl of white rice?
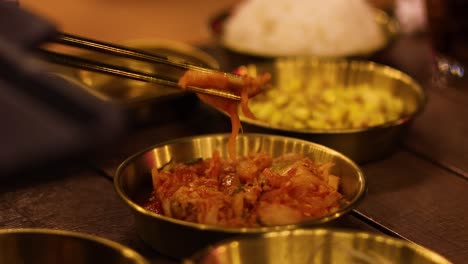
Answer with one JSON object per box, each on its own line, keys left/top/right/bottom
{"left": 210, "top": 0, "right": 398, "bottom": 58}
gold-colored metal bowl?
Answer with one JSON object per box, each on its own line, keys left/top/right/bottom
{"left": 235, "top": 58, "right": 426, "bottom": 163}
{"left": 73, "top": 39, "right": 219, "bottom": 103}
{"left": 185, "top": 229, "right": 452, "bottom": 264}
{"left": 50, "top": 39, "right": 219, "bottom": 126}
{"left": 114, "top": 133, "right": 366, "bottom": 259}
{"left": 0, "top": 228, "right": 148, "bottom": 264}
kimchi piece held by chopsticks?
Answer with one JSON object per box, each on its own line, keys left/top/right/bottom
{"left": 178, "top": 70, "right": 271, "bottom": 159}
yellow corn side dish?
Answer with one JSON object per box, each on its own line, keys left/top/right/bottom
{"left": 246, "top": 68, "right": 405, "bottom": 130}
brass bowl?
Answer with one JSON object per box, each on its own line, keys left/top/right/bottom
{"left": 114, "top": 133, "right": 366, "bottom": 259}
{"left": 234, "top": 58, "right": 426, "bottom": 163}
{"left": 73, "top": 39, "right": 219, "bottom": 103}
{"left": 0, "top": 228, "right": 148, "bottom": 264}
{"left": 50, "top": 39, "right": 219, "bottom": 126}
{"left": 185, "top": 229, "right": 452, "bottom": 264}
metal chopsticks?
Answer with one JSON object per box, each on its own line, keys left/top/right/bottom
{"left": 38, "top": 32, "right": 243, "bottom": 101}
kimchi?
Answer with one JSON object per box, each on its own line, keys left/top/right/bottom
{"left": 141, "top": 152, "right": 343, "bottom": 227}
{"left": 178, "top": 70, "right": 271, "bottom": 159}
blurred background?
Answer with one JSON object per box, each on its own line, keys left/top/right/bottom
{"left": 19, "top": 0, "right": 426, "bottom": 45}
{"left": 19, "top": 0, "right": 239, "bottom": 45}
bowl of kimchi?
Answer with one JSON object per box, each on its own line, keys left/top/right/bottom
{"left": 114, "top": 133, "right": 366, "bottom": 258}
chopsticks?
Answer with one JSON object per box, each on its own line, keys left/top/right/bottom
{"left": 38, "top": 32, "right": 243, "bottom": 101}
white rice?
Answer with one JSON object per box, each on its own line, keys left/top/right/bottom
{"left": 222, "top": 0, "right": 386, "bottom": 57}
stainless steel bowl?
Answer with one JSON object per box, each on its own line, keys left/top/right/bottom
{"left": 0, "top": 228, "right": 148, "bottom": 264}
{"left": 234, "top": 58, "right": 426, "bottom": 163}
{"left": 185, "top": 229, "right": 452, "bottom": 264}
{"left": 73, "top": 39, "right": 219, "bottom": 104}
{"left": 114, "top": 133, "right": 366, "bottom": 259}
{"left": 50, "top": 39, "right": 219, "bottom": 126}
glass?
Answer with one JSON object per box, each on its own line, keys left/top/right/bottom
{"left": 425, "top": 0, "right": 468, "bottom": 86}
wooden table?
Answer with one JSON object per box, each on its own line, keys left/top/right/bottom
{"left": 3, "top": 1, "right": 468, "bottom": 263}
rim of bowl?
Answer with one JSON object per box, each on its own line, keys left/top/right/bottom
{"left": 185, "top": 228, "right": 453, "bottom": 264}
{"left": 237, "top": 59, "right": 426, "bottom": 135}
{"left": 0, "top": 228, "right": 149, "bottom": 264}
{"left": 120, "top": 38, "right": 220, "bottom": 70}
{"left": 114, "top": 133, "right": 367, "bottom": 233}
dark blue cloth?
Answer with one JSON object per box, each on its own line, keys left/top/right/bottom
{"left": 0, "top": 3, "right": 125, "bottom": 178}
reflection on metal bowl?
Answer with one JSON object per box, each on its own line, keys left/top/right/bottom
{"left": 0, "top": 228, "right": 148, "bottom": 264}
{"left": 233, "top": 58, "right": 426, "bottom": 163}
{"left": 185, "top": 229, "right": 453, "bottom": 264}
{"left": 51, "top": 39, "right": 219, "bottom": 126}
{"left": 114, "top": 133, "right": 366, "bottom": 259}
